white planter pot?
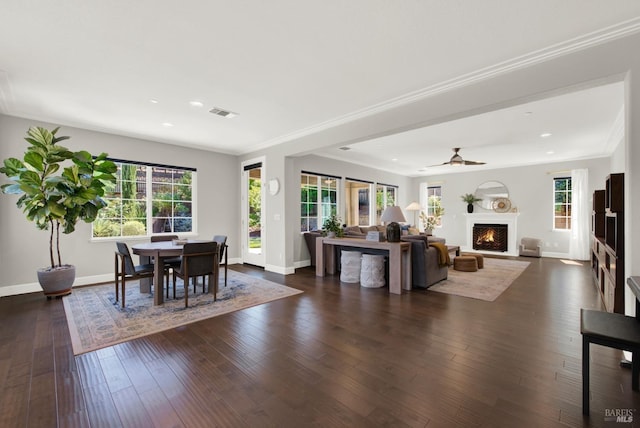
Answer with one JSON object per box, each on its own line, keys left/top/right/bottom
{"left": 37, "top": 265, "right": 75, "bottom": 298}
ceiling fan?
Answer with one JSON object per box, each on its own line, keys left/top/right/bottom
{"left": 430, "top": 147, "right": 486, "bottom": 167}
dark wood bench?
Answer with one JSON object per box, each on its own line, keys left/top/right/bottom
{"left": 581, "top": 276, "right": 640, "bottom": 414}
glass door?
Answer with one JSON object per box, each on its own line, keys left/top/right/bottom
{"left": 242, "top": 160, "right": 265, "bottom": 267}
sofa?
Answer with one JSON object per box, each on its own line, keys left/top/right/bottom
{"left": 303, "top": 227, "right": 446, "bottom": 268}
{"left": 401, "top": 235, "right": 448, "bottom": 289}
{"left": 343, "top": 225, "right": 386, "bottom": 237}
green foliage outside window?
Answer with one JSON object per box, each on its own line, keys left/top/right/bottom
{"left": 248, "top": 177, "right": 261, "bottom": 230}
{"left": 94, "top": 163, "right": 194, "bottom": 237}
{"left": 553, "top": 177, "right": 572, "bottom": 229}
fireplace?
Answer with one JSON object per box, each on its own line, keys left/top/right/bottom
{"left": 465, "top": 213, "right": 519, "bottom": 256}
{"left": 473, "top": 223, "right": 508, "bottom": 252}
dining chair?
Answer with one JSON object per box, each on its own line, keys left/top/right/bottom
{"left": 212, "top": 235, "right": 228, "bottom": 287}
{"left": 150, "top": 235, "right": 181, "bottom": 298}
{"left": 172, "top": 241, "right": 219, "bottom": 308}
{"left": 150, "top": 235, "right": 179, "bottom": 242}
{"left": 114, "top": 242, "right": 155, "bottom": 308}
{"left": 151, "top": 235, "right": 180, "bottom": 299}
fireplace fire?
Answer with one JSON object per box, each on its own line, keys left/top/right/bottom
{"left": 473, "top": 223, "right": 508, "bottom": 252}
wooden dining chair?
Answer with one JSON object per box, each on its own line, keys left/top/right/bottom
{"left": 114, "top": 242, "right": 155, "bottom": 308}
{"left": 150, "top": 235, "right": 180, "bottom": 298}
{"left": 213, "top": 235, "right": 228, "bottom": 287}
{"left": 172, "top": 241, "right": 219, "bottom": 308}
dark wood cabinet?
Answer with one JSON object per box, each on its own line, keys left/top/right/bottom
{"left": 591, "top": 173, "right": 624, "bottom": 313}
{"left": 592, "top": 189, "right": 605, "bottom": 238}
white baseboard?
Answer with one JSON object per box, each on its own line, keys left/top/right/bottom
{"left": 294, "top": 260, "right": 311, "bottom": 269}
{"left": 264, "top": 264, "right": 296, "bottom": 275}
{"left": 0, "top": 261, "right": 249, "bottom": 298}
{"left": 0, "top": 273, "right": 113, "bottom": 298}
{"left": 540, "top": 251, "right": 570, "bottom": 259}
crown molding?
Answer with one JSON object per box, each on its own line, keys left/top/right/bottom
{"left": 246, "top": 17, "right": 640, "bottom": 154}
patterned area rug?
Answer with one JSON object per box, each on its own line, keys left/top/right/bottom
{"left": 63, "top": 270, "right": 303, "bottom": 355}
{"left": 428, "top": 257, "right": 530, "bottom": 301}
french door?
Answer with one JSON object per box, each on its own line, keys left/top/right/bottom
{"left": 241, "top": 159, "right": 265, "bottom": 267}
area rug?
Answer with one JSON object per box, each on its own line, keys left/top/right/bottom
{"left": 428, "top": 257, "right": 530, "bottom": 301}
{"left": 63, "top": 270, "right": 303, "bottom": 355}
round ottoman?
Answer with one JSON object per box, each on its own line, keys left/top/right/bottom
{"left": 360, "top": 254, "right": 386, "bottom": 288}
{"left": 453, "top": 255, "right": 478, "bottom": 272}
{"left": 461, "top": 252, "right": 484, "bottom": 269}
{"left": 340, "top": 251, "right": 362, "bottom": 283}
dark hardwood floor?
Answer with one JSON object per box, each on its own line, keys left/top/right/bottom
{"left": 1, "top": 257, "right": 638, "bottom": 427}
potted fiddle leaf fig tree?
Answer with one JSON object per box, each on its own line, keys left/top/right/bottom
{"left": 0, "top": 126, "right": 117, "bottom": 298}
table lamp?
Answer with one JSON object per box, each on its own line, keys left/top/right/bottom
{"left": 405, "top": 201, "right": 421, "bottom": 227}
{"left": 380, "top": 206, "right": 406, "bottom": 242}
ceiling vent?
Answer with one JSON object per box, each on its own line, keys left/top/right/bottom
{"left": 209, "top": 107, "right": 238, "bottom": 118}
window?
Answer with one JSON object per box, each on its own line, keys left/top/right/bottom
{"left": 426, "top": 186, "right": 443, "bottom": 226}
{"left": 375, "top": 184, "right": 397, "bottom": 224}
{"left": 300, "top": 172, "right": 339, "bottom": 232}
{"left": 553, "top": 177, "right": 572, "bottom": 230}
{"left": 345, "top": 179, "right": 372, "bottom": 226}
{"left": 93, "top": 161, "right": 195, "bottom": 238}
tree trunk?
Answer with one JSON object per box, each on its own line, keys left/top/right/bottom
{"left": 49, "top": 219, "right": 55, "bottom": 268}
{"left": 55, "top": 220, "right": 62, "bottom": 267}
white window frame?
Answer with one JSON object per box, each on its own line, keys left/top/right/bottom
{"left": 345, "top": 178, "right": 373, "bottom": 226}
{"left": 553, "top": 176, "right": 572, "bottom": 231}
{"left": 376, "top": 183, "right": 398, "bottom": 224}
{"left": 300, "top": 172, "right": 340, "bottom": 232}
{"left": 92, "top": 160, "right": 197, "bottom": 239}
{"left": 426, "top": 185, "right": 443, "bottom": 227}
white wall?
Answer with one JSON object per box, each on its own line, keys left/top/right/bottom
{"left": 0, "top": 115, "right": 239, "bottom": 293}
{"left": 413, "top": 158, "right": 611, "bottom": 257}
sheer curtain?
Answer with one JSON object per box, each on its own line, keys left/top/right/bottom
{"left": 569, "top": 168, "right": 590, "bottom": 260}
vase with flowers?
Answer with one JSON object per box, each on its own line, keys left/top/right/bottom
{"left": 419, "top": 206, "right": 444, "bottom": 236}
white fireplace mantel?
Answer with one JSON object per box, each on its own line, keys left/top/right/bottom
{"left": 463, "top": 212, "right": 520, "bottom": 257}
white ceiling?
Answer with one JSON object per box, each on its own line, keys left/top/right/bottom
{"left": 1, "top": 1, "right": 639, "bottom": 175}
{"left": 317, "top": 81, "right": 625, "bottom": 176}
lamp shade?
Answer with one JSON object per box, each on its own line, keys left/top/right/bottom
{"left": 380, "top": 206, "right": 406, "bottom": 224}
{"left": 405, "top": 202, "right": 421, "bottom": 211}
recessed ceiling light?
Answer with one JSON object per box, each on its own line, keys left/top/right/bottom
{"left": 162, "top": 122, "right": 174, "bottom": 127}
{"left": 149, "top": 99, "right": 159, "bottom": 104}
{"left": 391, "top": 158, "right": 398, "bottom": 162}
{"left": 540, "top": 132, "right": 552, "bottom": 138}
{"left": 546, "top": 151, "right": 555, "bottom": 155}
{"left": 524, "top": 111, "right": 533, "bottom": 116}
{"left": 189, "top": 101, "right": 204, "bottom": 107}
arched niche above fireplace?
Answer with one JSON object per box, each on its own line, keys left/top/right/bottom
{"left": 474, "top": 181, "right": 509, "bottom": 210}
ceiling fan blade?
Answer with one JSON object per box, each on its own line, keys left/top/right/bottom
{"left": 423, "top": 148, "right": 486, "bottom": 169}
{"left": 463, "top": 160, "right": 486, "bottom": 165}
{"left": 426, "top": 161, "right": 451, "bottom": 167}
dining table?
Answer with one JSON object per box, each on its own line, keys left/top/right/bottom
{"left": 131, "top": 241, "right": 184, "bottom": 305}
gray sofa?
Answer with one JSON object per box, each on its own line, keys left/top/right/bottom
{"left": 401, "top": 235, "right": 448, "bottom": 289}
{"left": 304, "top": 230, "right": 449, "bottom": 290}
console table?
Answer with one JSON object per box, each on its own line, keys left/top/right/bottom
{"left": 581, "top": 276, "right": 640, "bottom": 414}
{"left": 315, "top": 237, "right": 411, "bottom": 294}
